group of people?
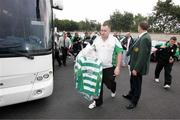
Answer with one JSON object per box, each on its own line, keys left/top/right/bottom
{"left": 54, "top": 31, "right": 99, "bottom": 66}
{"left": 86, "top": 21, "right": 152, "bottom": 110}
{"left": 73, "top": 21, "right": 178, "bottom": 110}
{"left": 55, "top": 20, "right": 178, "bottom": 110}
{"left": 54, "top": 32, "right": 71, "bottom": 66}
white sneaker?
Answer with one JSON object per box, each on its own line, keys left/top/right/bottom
{"left": 111, "top": 92, "right": 116, "bottom": 98}
{"left": 164, "top": 84, "right": 170, "bottom": 89}
{"left": 155, "top": 78, "right": 159, "bottom": 83}
{"left": 88, "top": 101, "right": 96, "bottom": 109}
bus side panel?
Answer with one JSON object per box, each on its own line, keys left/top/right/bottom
{"left": 0, "top": 84, "right": 32, "bottom": 107}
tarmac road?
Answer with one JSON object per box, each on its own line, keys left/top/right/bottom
{"left": 0, "top": 58, "right": 180, "bottom": 119}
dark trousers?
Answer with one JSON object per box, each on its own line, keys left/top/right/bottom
{"left": 61, "top": 47, "right": 68, "bottom": 66}
{"left": 128, "top": 73, "right": 142, "bottom": 105}
{"left": 95, "top": 67, "right": 116, "bottom": 106}
{"left": 155, "top": 62, "right": 173, "bottom": 85}
{"left": 72, "top": 43, "right": 82, "bottom": 59}
{"left": 55, "top": 50, "right": 62, "bottom": 66}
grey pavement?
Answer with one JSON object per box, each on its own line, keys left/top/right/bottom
{"left": 0, "top": 58, "right": 180, "bottom": 119}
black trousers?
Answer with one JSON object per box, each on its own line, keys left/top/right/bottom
{"left": 155, "top": 61, "right": 173, "bottom": 85}
{"left": 128, "top": 73, "right": 142, "bottom": 105}
{"left": 95, "top": 67, "right": 116, "bottom": 106}
{"left": 72, "top": 43, "right": 82, "bottom": 58}
{"left": 61, "top": 47, "right": 68, "bottom": 65}
{"left": 55, "top": 49, "right": 62, "bottom": 66}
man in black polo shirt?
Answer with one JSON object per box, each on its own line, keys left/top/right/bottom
{"left": 154, "top": 36, "right": 178, "bottom": 89}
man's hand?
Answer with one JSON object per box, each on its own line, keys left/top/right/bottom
{"left": 114, "top": 66, "right": 120, "bottom": 76}
{"left": 132, "top": 69, "right": 137, "bottom": 76}
{"left": 160, "top": 46, "right": 166, "bottom": 48}
{"left": 169, "top": 57, "right": 174, "bottom": 63}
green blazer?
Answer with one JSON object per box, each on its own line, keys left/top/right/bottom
{"left": 127, "top": 33, "right": 152, "bottom": 75}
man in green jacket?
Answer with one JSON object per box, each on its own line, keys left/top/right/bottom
{"left": 123, "top": 21, "right": 152, "bottom": 109}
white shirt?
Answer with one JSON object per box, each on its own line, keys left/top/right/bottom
{"left": 126, "top": 37, "right": 131, "bottom": 51}
{"left": 93, "top": 35, "right": 123, "bottom": 68}
{"left": 59, "top": 36, "right": 71, "bottom": 48}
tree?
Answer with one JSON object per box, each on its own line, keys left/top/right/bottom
{"left": 54, "top": 19, "right": 100, "bottom": 31}
{"left": 54, "top": 19, "right": 79, "bottom": 31}
{"left": 132, "top": 14, "right": 147, "bottom": 32}
{"left": 110, "top": 10, "right": 134, "bottom": 32}
{"left": 121, "top": 12, "right": 134, "bottom": 31}
{"left": 110, "top": 10, "right": 123, "bottom": 31}
{"left": 78, "top": 21, "right": 87, "bottom": 31}
{"left": 150, "top": 0, "right": 180, "bottom": 33}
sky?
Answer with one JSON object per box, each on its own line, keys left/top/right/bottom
{"left": 54, "top": 0, "right": 180, "bottom": 24}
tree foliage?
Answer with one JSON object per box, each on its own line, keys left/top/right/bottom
{"left": 54, "top": 0, "right": 180, "bottom": 33}
{"left": 54, "top": 19, "right": 79, "bottom": 31}
{"left": 54, "top": 19, "right": 100, "bottom": 31}
{"left": 149, "top": 0, "right": 180, "bottom": 33}
{"left": 132, "top": 14, "right": 147, "bottom": 32}
{"left": 110, "top": 11, "right": 123, "bottom": 31}
{"left": 110, "top": 11, "right": 134, "bottom": 32}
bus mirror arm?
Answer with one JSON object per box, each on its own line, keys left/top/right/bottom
{"left": 0, "top": 83, "right": 4, "bottom": 86}
{"left": 26, "top": 55, "right": 34, "bottom": 60}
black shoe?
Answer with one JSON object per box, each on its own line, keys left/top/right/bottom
{"left": 122, "top": 94, "right": 132, "bottom": 101}
{"left": 126, "top": 103, "right": 136, "bottom": 110}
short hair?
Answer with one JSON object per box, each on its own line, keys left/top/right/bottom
{"left": 170, "top": 36, "right": 177, "bottom": 41}
{"left": 63, "top": 31, "right": 67, "bottom": 34}
{"left": 139, "top": 21, "right": 149, "bottom": 30}
{"left": 102, "top": 21, "right": 111, "bottom": 30}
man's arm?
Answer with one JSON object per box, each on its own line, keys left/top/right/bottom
{"left": 114, "top": 53, "right": 122, "bottom": 76}
{"left": 114, "top": 38, "right": 123, "bottom": 76}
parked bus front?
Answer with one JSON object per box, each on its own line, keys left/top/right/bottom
{"left": 0, "top": 0, "right": 63, "bottom": 107}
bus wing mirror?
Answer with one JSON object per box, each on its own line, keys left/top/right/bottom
{"left": 52, "top": 0, "right": 63, "bottom": 10}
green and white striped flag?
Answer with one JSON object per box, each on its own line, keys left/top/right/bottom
{"left": 74, "top": 56, "right": 102, "bottom": 101}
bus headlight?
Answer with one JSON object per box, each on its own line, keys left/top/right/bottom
{"left": 36, "top": 70, "right": 52, "bottom": 82}
{"left": 33, "top": 89, "right": 43, "bottom": 96}
{"left": 43, "top": 74, "right": 49, "bottom": 79}
{"left": 49, "top": 71, "right": 53, "bottom": 74}
{"left": 37, "top": 76, "right": 43, "bottom": 81}
{"left": 36, "top": 89, "right": 42, "bottom": 95}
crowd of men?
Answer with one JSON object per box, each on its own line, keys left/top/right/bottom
{"left": 54, "top": 21, "right": 179, "bottom": 110}
{"left": 54, "top": 31, "right": 99, "bottom": 66}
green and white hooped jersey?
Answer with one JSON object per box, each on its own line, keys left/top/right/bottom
{"left": 74, "top": 56, "right": 103, "bottom": 101}
{"left": 93, "top": 35, "right": 123, "bottom": 68}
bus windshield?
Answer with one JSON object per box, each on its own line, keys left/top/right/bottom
{"left": 0, "top": 0, "right": 52, "bottom": 56}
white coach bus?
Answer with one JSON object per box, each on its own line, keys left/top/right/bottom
{"left": 0, "top": 0, "right": 63, "bottom": 107}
